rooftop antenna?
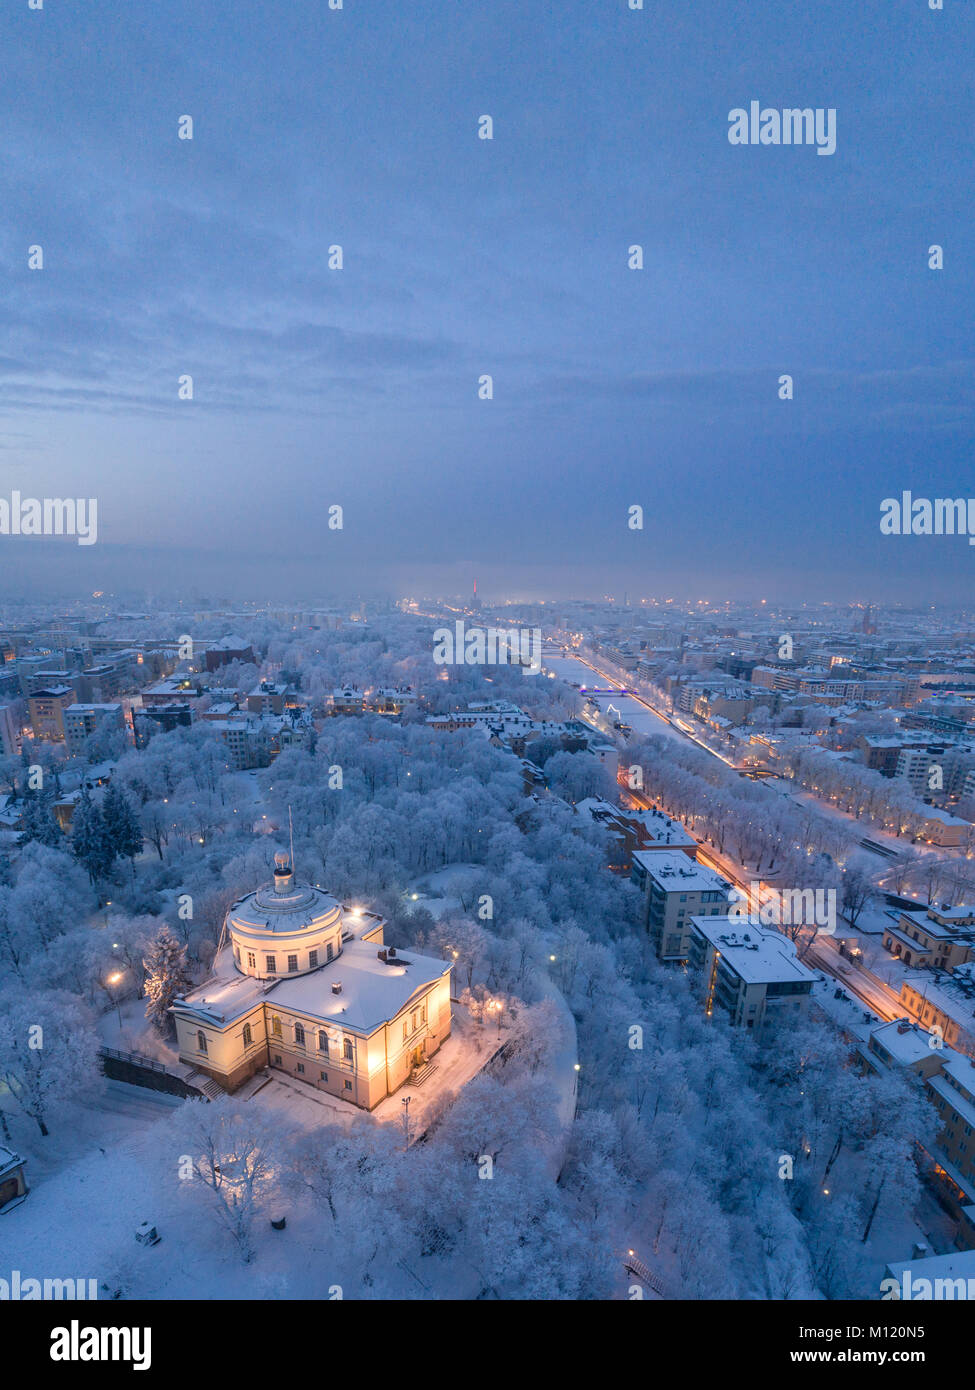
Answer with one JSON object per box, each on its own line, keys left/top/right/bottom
{"left": 288, "top": 804, "right": 295, "bottom": 875}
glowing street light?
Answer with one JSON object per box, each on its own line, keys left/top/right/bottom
{"left": 106, "top": 970, "right": 125, "bottom": 1029}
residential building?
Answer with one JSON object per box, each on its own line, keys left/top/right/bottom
{"left": 204, "top": 636, "right": 255, "bottom": 672}
{"left": 62, "top": 702, "right": 125, "bottom": 755}
{"left": 134, "top": 702, "right": 194, "bottom": 743}
{"left": 687, "top": 917, "right": 815, "bottom": 1030}
{"left": 366, "top": 686, "right": 416, "bottom": 715}
{"left": 630, "top": 850, "right": 733, "bottom": 959}
{"left": 246, "top": 681, "right": 288, "bottom": 716}
{"left": 916, "top": 807, "right": 971, "bottom": 848}
{"left": 925, "top": 1053, "right": 975, "bottom": 1237}
{"left": 328, "top": 687, "right": 365, "bottom": 715}
{"left": 576, "top": 799, "right": 696, "bottom": 871}
{"left": 0, "top": 702, "right": 21, "bottom": 757}
{"left": 27, "top": 685, "right": 75, "bottom": 742}
{"left": 853, "top": 1017, "right": 949, "bottom": 1083}
{"left": 882, "top": 904, "right": 975, "bottom": 974}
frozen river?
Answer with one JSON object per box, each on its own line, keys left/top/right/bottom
{"left": 542, "top": 653, "right": 693, "bottom": 748}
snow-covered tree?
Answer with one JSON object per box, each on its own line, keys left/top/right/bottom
{"left": 143, "top": 925, "right": 192, "bottom": 1033}
{"left": 71, "top": 786, "right": 114, "bottom": 885}
{"left": 102, "top": 783, "right": 143, "bottom": 871}
{"left": 0, "top": 988, "right": 100, "bottom": 1136}
{"left": 17, "top": 792, "right": 63, "bottom": 850}
{"left": 168, "top": 1098, "right": 287, "bottom": 1262}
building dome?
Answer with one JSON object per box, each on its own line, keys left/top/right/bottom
{"left": 227, "top": 853, "right": 344, "bottom": 979}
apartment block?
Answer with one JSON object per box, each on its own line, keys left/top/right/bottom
{"left": 27, "top": 685, "right": 76, "bottom": 742}
{"left": 630, "top": 850, "right": 733, "bottom": 960}
{"left": 62, "top": 702, "right": 125, "bottom": 756}
{"left": 687, "top": 917, "right": 815, "bottom": 1031}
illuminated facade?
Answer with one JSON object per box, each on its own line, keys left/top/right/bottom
{"left": 172, "top": 852, "right": 452, "bottom": 1108}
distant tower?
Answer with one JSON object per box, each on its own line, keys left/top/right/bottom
{"left": 472, "top": 578, "right": 480, "bottom": 611}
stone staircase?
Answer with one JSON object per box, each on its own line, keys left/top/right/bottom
{"left": 407, "top": 1060, "right": 439, "bottom": 1087}
{"left": 623, "top": 1254, "right": 665, "bottom": 1297}
{"left": 181, "top": 1068, "right": 226, "bottom": 1101}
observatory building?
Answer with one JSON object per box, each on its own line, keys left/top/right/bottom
{"left": 171, "top": 852, "right": 452, "bottom": 1108}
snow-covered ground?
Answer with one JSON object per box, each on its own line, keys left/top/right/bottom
{"left": 530, "top": 966, "right": 578, "bottom": 1178}
{"left": 249, "top": 1001, "right": 497, "bottom": 1135}
{"left": 0, "top": 980, "right": 576, "bottom": 1300}
{"left": 95, "top": 995, "right": 180, "bottom": 1066}
{"left": 404, "top": 862, "right": 484, "bottom": 919}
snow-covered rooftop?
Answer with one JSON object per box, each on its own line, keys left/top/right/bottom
{"left": 864, "top": 1018, "right": 943, "bottom": 1067}
{"left": 632, "top": 850, "right": 731, "bottom": 895}
{"left": 0, "top": 1145, "right": 24, "bottom": 1178}
{"left": 689, "top": 918, "right": 816, "bottom": 986}
{"left": 263, "top": 939, "right": 450, "bottom": 1033}
{"left": 175, "top": 939, "right": 450, "bottom": 1035}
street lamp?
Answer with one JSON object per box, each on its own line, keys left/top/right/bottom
{"left": 106, "top": 970, "right": 125, "bottom": 1030}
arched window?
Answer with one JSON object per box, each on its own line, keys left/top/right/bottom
{"left": 272, "top": 1016, "right": 282, "bottom": 1037}
{"left": 243, "top": 1023, "right": 252, "bottom": 1047}
{"left": 294, "top": 1021, "right": 305, "bottom": 1046}
{"left": 318, "top": 1031, "right": 329, "bottom": 1053}
{"left": 343, "top": 1038, "right": 353, "bottom": 1061}
{"left": 197, "top": 1030, "right": 207, "bottom": 1054}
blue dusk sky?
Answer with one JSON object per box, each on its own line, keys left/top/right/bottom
{"left": 0, "top": 0, "right": 972, "bottom": 602}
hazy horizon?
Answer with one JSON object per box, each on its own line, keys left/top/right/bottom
{"left": 2, "top": 0, "right": 973, "bottom": 602}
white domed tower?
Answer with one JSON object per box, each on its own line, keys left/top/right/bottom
{"left": 228, "top": 851, "right": 344, "bottom": 979}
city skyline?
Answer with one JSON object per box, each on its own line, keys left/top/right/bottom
{"left": 3, "top": 0, "right": 975, "bottom": 1333}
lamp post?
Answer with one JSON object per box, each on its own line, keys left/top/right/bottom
{"left": 106, "top": 970, "right": 124, "bottom": 1029}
